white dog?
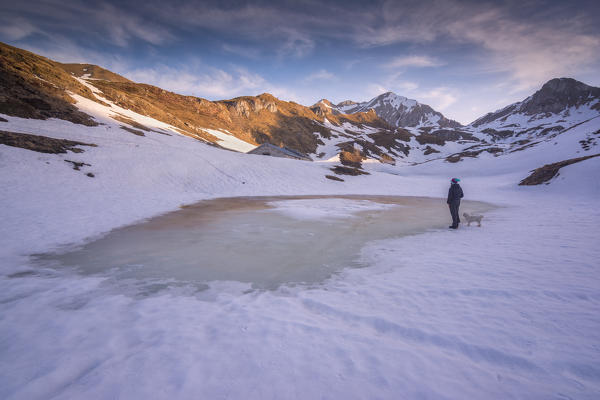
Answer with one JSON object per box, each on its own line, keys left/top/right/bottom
{"left": 463, "top": 212, "right": 483, "bottom": 227}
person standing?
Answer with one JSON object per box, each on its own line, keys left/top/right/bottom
{"left": 447, "top": 178, "right": 464, "bottom": 229}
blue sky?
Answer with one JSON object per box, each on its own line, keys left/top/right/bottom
{"left": 1, "top": 0, "right": 599, "bottom": 124}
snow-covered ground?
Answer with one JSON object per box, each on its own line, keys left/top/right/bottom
{"left": 1, "top": 104, "right": 600, "bottom": 399}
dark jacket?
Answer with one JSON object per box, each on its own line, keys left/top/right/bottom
{"left": 447, "top": 183, "right": 464, "bottom": 204}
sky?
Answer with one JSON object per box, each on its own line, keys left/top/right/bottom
{"left": 1, "top": 0, "right": 599, "bottom": 124}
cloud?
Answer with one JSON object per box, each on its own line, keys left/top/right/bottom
{"left": 151, "top": 0, "right": 599, "bottom": 88}
{"left": 124, "top": 62, "right": 298, "bottom": 101}
{"left": 157, "top": 2, "right": 319, "bottom": 59}
{"left": 415, "top": 87, "right": 458, "bottom": 110}
{"left": 384, "top": 55, "right": 443, "bottom": 68}
{"left": 3, "top": 0, "right": 598, "bottom": 109}
{"left": 365, "top": 83, "right": 390, "bottom": 98}
{"left": 125, "top": 64, "right": 258, "bottom": 98}
{"left": 395, "top": 81, "right": 419, "bottom": 92}
{"left": 353, "top": 0, "right": 600, "bottom": 91}
{"left": 0, "top": 0, "right": 174, "bottom": 48}
{"left": 222, "top": 44, "right": 261, "bottom": 59}
{"left": 0, "top": 17, "right": 36, "bottom": 41}
{"left": 277, "top": 29, "right": 315, "bottom": 59}
{"left": 305, "top": 69, "right": 336, "bottom": 82}
{"left": 96, "top": 3, "right": 174, "bottom": 47}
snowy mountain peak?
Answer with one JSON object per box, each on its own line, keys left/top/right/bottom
{"left": 473, "top": 78, "right": 600, "bottom": 128}
{"left": 371, "top": 92, "right": 418, "bottom": 111}
{"left": 523, "top": 78, "right": 600, "bottom": 115}
{"left": 316, "top": 99, "right": 333, "bottom": 108}
{"left": 541, "top": 77, "right": 596, "bottom": 94}
{"left": 468, "top": 77, "right": 600, "bottom": 142}
{"left": 335, "top": 91, "right": 460, "bottom": 129}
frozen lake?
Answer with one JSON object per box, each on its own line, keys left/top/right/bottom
{"left": 36, "top": 196, "right": 493, "bottom": 290}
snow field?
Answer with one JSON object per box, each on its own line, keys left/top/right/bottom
{"left": 1, "top": 99, "right": 600, "bottom": 399}
{"left": 1, "top": 193, "right": 599, "bottom": 399}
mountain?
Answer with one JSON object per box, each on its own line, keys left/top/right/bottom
{"left": 310, "top": 99, "right": 342, "bottom": 117}
{"left": 332, "top": 92, "right": 462, "bottom": 129}
{"left": 0, "top": 41, "right": 408, "bottom": 174}
{"left": 0, "top": 42, "right": 392, "bottom": 155}
{"left": 1, "top": 41, "right": 599, "bottom": 177}
{"left": 469, "top": 78, "right": 600, "bottom": 141}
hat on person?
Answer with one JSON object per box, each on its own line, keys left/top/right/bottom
{"left": 451, "top": 178, "right": 460, "bottom": 183}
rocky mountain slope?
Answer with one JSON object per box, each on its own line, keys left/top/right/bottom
{"left": 469, "top": 78, "right": 600, "bottom": 142}
{"left": 0, "top": 42, "right": 397, "bottom": 164}
{"left": 0, "top": 42, "right": 99, "bottom": 126}
{"left": 57, "top": 63, "right": 132, "bottom": 83}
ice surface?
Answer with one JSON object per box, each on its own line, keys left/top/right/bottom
{"left": 35, "top": 196, "right": 492, "bottom": 290}
{"left": 266, "top": 198, "right": 400, "bottom": 220}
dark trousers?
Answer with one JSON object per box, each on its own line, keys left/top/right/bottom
{"left": 449, "top": 201, "right": 461, "bottom": 227}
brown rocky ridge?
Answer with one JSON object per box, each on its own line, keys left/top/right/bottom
{"left": 0, "top": 42, "right": 99, "bottom": 126}
{"left": 519, "top": 153, "right": 600, "bottom": 185}
{"left": 1, "top": 41, "right": 399, "bottom": 160}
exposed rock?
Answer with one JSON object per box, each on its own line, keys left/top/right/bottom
{"left": 481, "top": 128, "right": 516, "bottom": 139}
{"left": 521, "top": 78, "right": 600, "bottom": 116}
{"left": 429, "top": 129, "right": 476, "bottom": 141}
{"left": 336, "top": 100, "right": 357, "bottom": 108}
{"left": 379, "top": 154, "right": 396, "bottom": 165}
{"left": 330, "top": 165, "right": 370, "bottom": 176}
{"left": 423, "top": 145, "right": 440, "bottom": 155}
{"left": 65, "top": 159, "right": 91, "bottom": 170}
{"left": 446, "top": 147, "right": 503, "bottom": 163}
{"left": 233, "top": 100, "right": 251, "bottom": 117}
{"left": 519, "top": 153, "right": 600, "bottom": 185}
{"left": 416, "top": 133, "right": 446, "bottom": 146}
{"left": 120, "top": 126, "right": 145, "bottom": 136}
{"left": 325, "top": 174, "right": 344, "bottom": 182}
{"left": 339, "top": 148, "right": 363, "bottom": 168}
{"left": 0, "top": 130, "right": 96, "bottom": 154}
